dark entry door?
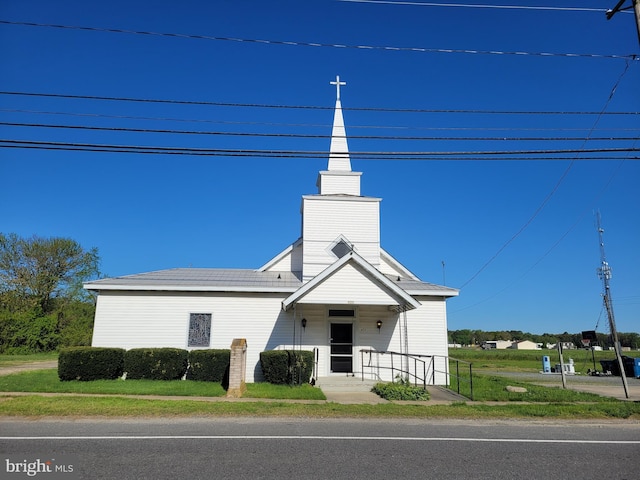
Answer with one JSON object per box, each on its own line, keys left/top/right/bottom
{"left": 330, "top": 323, "right": 353, "bottom": 373}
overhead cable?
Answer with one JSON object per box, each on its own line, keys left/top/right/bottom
{"left": 340, "top": 0, "right": 630, "bottom": 14}
{"left": 1, "top": 139, "right": 636, "bottom": 159}
{"left": 3, "top": 108, "right": 639, "bottom": 132}
{"left": 456, "top": 57, "right": 634, "bottom": 291}
{"left": 3, "top": 121, "right": 638, "bottom": 142}
{"left": 1, "top": 91, "right": 638, "bottom": 115}
{"left": 0, "top": 20, "right": 635, "bottom": 61}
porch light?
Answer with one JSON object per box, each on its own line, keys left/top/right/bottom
{"left": 301, "top": 318, "right": 307, "bottom": 330}
{"left": 376, "top": 320, "right": 382, "bottom": 331}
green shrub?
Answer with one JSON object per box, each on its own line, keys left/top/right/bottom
{"left": 58, "top": 347, "right": 125, "bottom": 381}
{"left": 187, "top": 349, "right": 230, "bottom": 382}
{"left": 0, "top": 308, "right": 60, "bottom": 354}
{"left": 372, "top": 377, "right": 430, "bottom": 401}
{"left": 124, "top": 348, "right": 188, "bottom": 380}
{"left": 57, "top": 301, "right": 95, "bottom": 348}
{"left": 260, "top": 350, "right": 314, "bottom": 385}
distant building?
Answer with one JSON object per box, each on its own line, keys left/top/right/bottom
{"left": 483, "top": 340, "right": 541, "bottom": 350}
{"left": 482, "top": 340, "right": 513, "bottom": 350}
{"left": 511, "top": 340, "right": 540, "bottom": 350}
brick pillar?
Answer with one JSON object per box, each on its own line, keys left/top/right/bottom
{"left": 226, "top": 338, "right": 247, "bottom": 397}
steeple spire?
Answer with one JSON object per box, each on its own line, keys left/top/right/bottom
{"left": 327, "top": 75, "right": 351, "bottom": 172}
{"left": 316, "top": 75, "right": 361, "bottom": 196}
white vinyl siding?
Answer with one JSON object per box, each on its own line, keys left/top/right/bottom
{"left": 296, "top": 262, "right": 401, "bottom": 307}
{"left": 92, "top": 289, "right": 450, "bottom": 384}
{"left": 92, "top": 291, "right": 293, "bottom": 382}
{"left": 261, "top": 242, "right": 303, "bottom": 274}
{"left": 317, "top": 171, "right": 361, "bottom": 196}
{"left": 302, "top": 196, "right": 380, "bottom": 280}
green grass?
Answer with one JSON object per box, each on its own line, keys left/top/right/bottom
{"left": 0, "top": 369, "right": 324, "bottom": 400}
{"left": 0, "top": 352, "right": 58, "bottom": 366}
{"left": 449, "top": 372, "right": 616, "bottom": 403}
{"left": 0, "top": 395, "right": 638, "bottom": 419}
{"left": 448, "top": 347, "right": 618, "bottom": 374}
{"left": 0, "top": 369, "right": 227, "bottom": 396}
{"left": 245, "top": 382, "right": 326, "bottom": 400}
{"left": 0, "top": 352, "right": 638, "bottom": 420}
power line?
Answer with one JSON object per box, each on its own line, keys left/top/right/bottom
{"left": 0, "top": 20, "right": 636, "bottom": 61}
{"left": 3, "top": 108, "right": 639, "bottom": 133}
{"left": 456, "top": 57, "right": 634, "bottom": 290}
{"left": 1, "top": 139, "right": 636, "bottom": 159}
{"left": 451, "top": 159, "right": 627, "bottom": 314}
{"left": 340, "top": 0, "right": 628, "bottom": 14}
{"left": 3, "top": 121, "right": 638, "bottom": 143}
{"left": 1, "top": 91, "right": 638, "bottom": 115}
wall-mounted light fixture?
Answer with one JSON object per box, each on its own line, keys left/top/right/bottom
{"left": 376, "top": 320, "right": 382, "bottom": 332}
{"left": 301, "top": 318, "right": 307, "bottom": 330}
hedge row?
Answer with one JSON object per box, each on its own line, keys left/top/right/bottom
{"left": 58, "top": 347, "right": 125, "bottom": 381}
{"left": 59, "top": 347, "right": 314, "bottom": 385}
{"left": 259, "top": 350, "right": 314, "bottom": 385}
{"left": 58, "top": 347, "right": 230, "bottom": 382}
{"left": 124, "top": 348, "right": 188, "bottom": 380}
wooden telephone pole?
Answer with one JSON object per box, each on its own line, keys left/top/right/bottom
{"left": 596, "top": 212, "right": 630, "bottom": 399}
{"left": 607, "top": 0, "right": 640, "bottom": 46}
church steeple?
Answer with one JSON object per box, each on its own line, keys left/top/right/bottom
{"left": 317, "top": 75, "right": 362, "bottom": 196}
{"left": 327, "top": 76, "right": 351, "bottom": 172}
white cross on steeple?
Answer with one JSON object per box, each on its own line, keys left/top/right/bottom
{"left": 330, "top": 75, "right": 346, "bottom": 100}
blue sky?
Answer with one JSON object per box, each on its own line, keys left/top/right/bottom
{"left": 1, "top": 0, "right": 638, "bottom": 335}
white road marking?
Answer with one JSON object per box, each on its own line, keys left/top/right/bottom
{"left": 1, "top": 436, "right": 638, "bottom": 444}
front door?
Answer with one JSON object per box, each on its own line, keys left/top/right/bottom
{"left": 330, "top": 323, "right": 353, "bottom": 373}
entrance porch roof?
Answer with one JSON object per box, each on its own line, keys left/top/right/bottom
{"left": 282, "top": 251, "right": 421, "bottom": 312}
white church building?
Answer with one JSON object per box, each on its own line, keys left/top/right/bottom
{"left": 85, "top": 77, "right": 458, "bottom": 384}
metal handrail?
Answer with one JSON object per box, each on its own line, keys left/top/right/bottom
{"left": 359, "top": 349, "right": 474, "bottom": 400}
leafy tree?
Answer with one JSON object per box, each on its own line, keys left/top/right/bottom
{"left": 0, "top": 233, "right": 99, "bottom": 313}
{"left": 450, "top": 329, "right": 473, "bottom": 346}
{"left": 618, "top": 332, "right": 640, "bottom": 350}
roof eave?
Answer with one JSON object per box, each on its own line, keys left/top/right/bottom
{"left": 83, "top": 283, "right": 299, "bottom": 293}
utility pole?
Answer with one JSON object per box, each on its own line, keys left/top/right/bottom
{"left": 606, "top": 0, "right": 640, "bottom": 46}
{"left": 596, "top": 212, "right": 630, "bottom": 399}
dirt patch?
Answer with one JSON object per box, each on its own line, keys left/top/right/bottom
{"left": 0, "top": 361, "right": 58, "bottom": 376}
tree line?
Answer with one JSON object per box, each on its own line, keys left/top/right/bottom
{"left": 0, "top": 233, "right": 99, "bottom": 354}
{"left": 448, "top": 329, "right": 640, "bottom": 350}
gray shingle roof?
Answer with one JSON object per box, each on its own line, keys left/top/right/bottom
{"left": 84, "top": 268, "right": 457, "bottom": 297}
{"left": 84, "top": 268, "right": 302, "bottom": 292}
{"left": 385, "top": 275, "right": 459, "bottom": 297}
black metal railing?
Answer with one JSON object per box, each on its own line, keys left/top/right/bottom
{"left": 359, "top": 349, "right": 474, "bottom": 400}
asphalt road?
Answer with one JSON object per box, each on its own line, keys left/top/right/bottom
{"left": 1, "top": 418, "right": 639, "bottom": 480}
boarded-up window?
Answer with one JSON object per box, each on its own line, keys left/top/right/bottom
{"left": 188, "top": 313, "right": 211, "bottom": 347}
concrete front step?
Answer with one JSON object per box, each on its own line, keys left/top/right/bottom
{"left": 315, "top": 376, "right": 379, "bottom": 392}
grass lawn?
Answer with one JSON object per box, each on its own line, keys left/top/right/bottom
{"left": 448, "top": 347, "right": 619, "bottom": 374}
{"left": 0, "top": 352, "right": 638, "bottom": 419}
{"left": 0, "top": 352, "right": 58, "bottom": 366}
{"left": 0, "top": 369, "right": 325, "bottom": 400}
{"left": 0, "top": 394, "right": 638, "bottom": 419}
{"left": 449, "top": 372, "right": 618, "bottom": 403}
